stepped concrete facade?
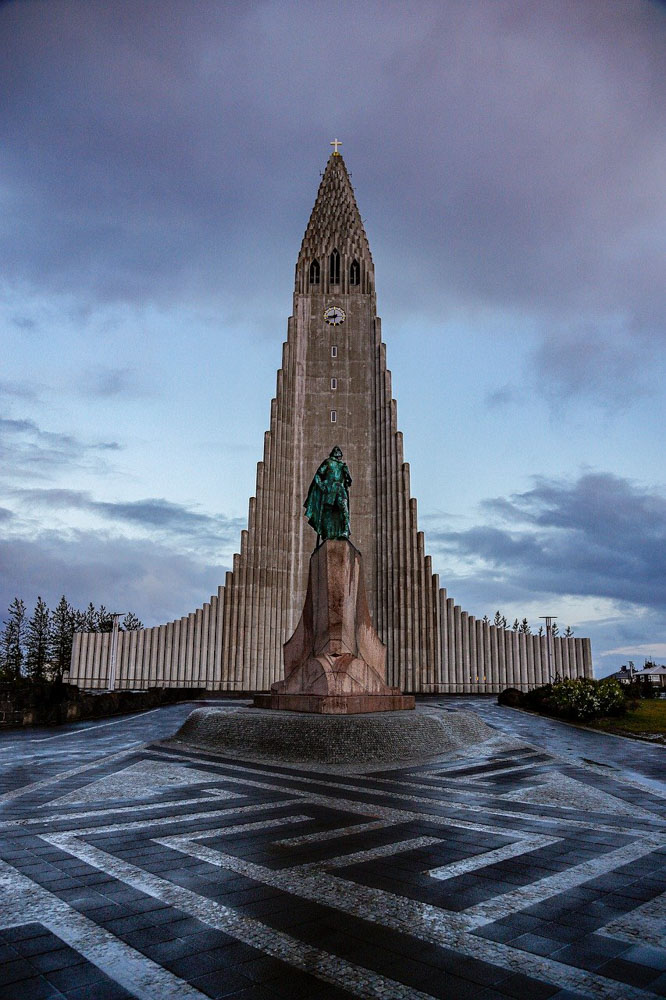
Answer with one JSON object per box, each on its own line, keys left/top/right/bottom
{"left": 69, "top": 152, "right": 593, "bottom": 693}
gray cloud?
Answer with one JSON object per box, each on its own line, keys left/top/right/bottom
{"left": 528, "top": 326, "right": 651, "bottom": 404}
{"left": 0, "top": 532, "right": 227, "bottom": 627}
{"left": 78, "top": 367, "right": 144, "bottom": 399}
{"left": 0, "top": 0, "right": 663, "bottom": 398}
{"left": 430, "top": 472, "right": 666, "bottom": 611}
{"left": 9, "top": 487, "right": 244, "bottom": 545}
{"left": 0, "top": 379, "right": 40, "bottom": 402}
{"left": 10, "top": 315, "right": 36, "bottom": 331}
{"left": 0, "top": 417, "right": 120, "bottom": 480}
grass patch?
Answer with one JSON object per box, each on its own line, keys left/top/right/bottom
{"left": 588, "top": 698, "right": 666, "bottom": 743}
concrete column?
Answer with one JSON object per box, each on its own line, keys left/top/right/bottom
{"left": 91, "top": 633, "right": 102, "bottom": 689}
{"left": 489, "top": 625, "right": 498, "bottom": 691}
{"left": 438, "top": 588, "right": 448, "bottom": 691}
{"left": 482, "top": 619, "right": 491, "bottom": 691}
{"left": 221, "top": 572, "right": 233, "bottom": 691}
{"left": 69, "top": 632, "right": 80, "bottom": 685}
{"left": 71, "top": 632, "right": 83, "bottom": 686}
{"left": 147, "top": 627, "right": 158, "bottom": 686}
{"left": 169, "top": 620, "right": 180, "bottom": 686}
{"left": 446, "top": 598, "right": 455, "bottom": 693}
{"left": 553, "top": 635, "right": 564, "bottom": 677}
{"left": 583, "top": 637, "right": 594, "bottom": 678}
{"left": 136, "top": 629, "right": 146, "bottom": 687}
{"left": 430, "top": 566, "right": 440, "bottom": 691}
{"left": 461, "top": 611, "right": 470, "bottom": 693}
{"left": 101, "top": 633, "right": 111, "bottom": 689}
{"left": 182, "top": 616, "right": 192, "bottom": 685}
{"left": 259, "top": 433, "right": 273, "bottom": 687}
{"left": 156, "top": 624, "right": 166, "bottom": 687}
{"left": 198, "top": 605, "right": 208, "bottom": 688}
{"left": 532, "top": 633, "right": 542, "bottom": 685}
{"left": 502, "top": 628, "right": 510, "bottom": 688}
{"left": 520, "top": 631, "right": 531, "bottom": 689}
{"left": 235, "top": 532, "right": 248, "bottom": 689}
{"left": 560, "top": 636, "right": 569, "bottom": 679}
{"left": 214, "top": 586, "right": 224, "bottom": 691}
{"left": 468, "top": 616, "right": 477, "bottom": 692}
{"left": 474, "top": 618, "right": 486, "bottom": 692}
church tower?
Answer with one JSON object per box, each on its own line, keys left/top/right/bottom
{"left": 69, "top": 150, "right": 593, "bottom": 692}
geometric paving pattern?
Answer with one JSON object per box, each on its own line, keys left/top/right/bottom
{"left": 1, "top": 707, "right": 666, "bottom": 999}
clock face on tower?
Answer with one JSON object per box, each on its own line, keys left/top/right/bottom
{"left": 324, "top": 306, "right": 346, "bottom": 326}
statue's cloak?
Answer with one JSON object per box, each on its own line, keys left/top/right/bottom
{"left": 304, "top": 458, "right": 351, "bottom": 536}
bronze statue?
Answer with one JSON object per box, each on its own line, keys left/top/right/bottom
{"left": 304, "top": 446, "right": 352, "bottom": 541}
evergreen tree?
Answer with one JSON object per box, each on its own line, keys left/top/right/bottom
{"left": 519, "top": 618, "right": 531, "bottom": 634}
{"left": 25, "top": 596, "right": 50, "bottom": 680}
{"left": 512, "top": 618, "right": 520, "bottom": 632}
{"left": 537, "top": 625, "right": 544, "bottom": 636}
{"left": 81, "top": 603, "right": 97, "bottom": 631}
{"left": 551, "top": 622, "right": 560, "bottom": 637}
{"left": 96, "top": 605, "right": 114, "bottom": 632}
{"left": 493, "top": 611, "right": 503, "bottom": 628}
{"left": 50, "top": 595, "right": 75, "bottom": 682}
{"left": 122, "top": 612, "right": 143, "bottom": 630}
{"left": 482, "top": 615, "right": 490, "bottom": 625}
{"left": 563, "top": 625, "right": 574, "bottom": 638}
{"left": 0, "top": 598, "right": 27, "bottom": 680}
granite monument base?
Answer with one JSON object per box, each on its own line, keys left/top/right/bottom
{"left": 253, "top": 692, "right": 414, "bottom": 714}
{"left": 255, "top": 538, "right": 415, "bottom": 714}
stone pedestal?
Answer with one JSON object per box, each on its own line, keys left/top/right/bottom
{"left": 255, "top": 539, "right": 414, "bottom": 714}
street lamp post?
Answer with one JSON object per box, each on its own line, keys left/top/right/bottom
{"left": 539, "top": 616, "right": 557, "bottom": 683}
{"left": 108, "top": 613, "right": 125, "bottom": 692}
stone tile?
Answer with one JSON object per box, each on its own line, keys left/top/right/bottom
{"left": 2, "top": 700, "right": 666, "bottom": 1000}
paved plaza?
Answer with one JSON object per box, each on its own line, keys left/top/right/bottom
{"left": 0, "top": 698, "right": 665, "bottom": 999}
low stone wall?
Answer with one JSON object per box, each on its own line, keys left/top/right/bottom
{"left": 0, "top": 682, "right": 207, "bottom": 728}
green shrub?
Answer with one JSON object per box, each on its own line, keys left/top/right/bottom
{"left": 497, "top": 687, "right": 523, "bottom": 708}
{"left": 499, "top": 677, "right": 626, "bottom": 722}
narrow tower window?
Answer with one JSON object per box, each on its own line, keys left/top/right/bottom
{"left": 350, "top": 259, "right": 360, "bottom": 286}
{"left": 309, "top": 259, "right": 320, "bottom": 285}
{"left": 331, "top": 345, "right": 338, "bottom": 358}
{"left": 330, "top": 410, "right": 337, "bottom": 423}
{"left": 330, "top": 377, "right": 337, "bottom": 390}
{"left": 329, "top": 248, "right": 340, "bottom": 285}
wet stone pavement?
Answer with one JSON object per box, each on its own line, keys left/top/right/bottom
{"left": 0, "top": 696, "right": 665, "bottom": 999}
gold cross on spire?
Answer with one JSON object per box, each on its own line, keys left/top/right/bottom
{"left": 330, "top": 138, "right": 342, "bottom": 155}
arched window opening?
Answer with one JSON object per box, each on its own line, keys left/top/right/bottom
{"left": 329, "top": 248, "right": 340, "bottom": 285}
{"left": 309, "top": 259, "right": 320, "bottom": 285}
{"left": 350, "top": 259, "right": 360, "bottom": 286}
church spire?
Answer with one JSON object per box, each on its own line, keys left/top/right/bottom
{"left": 296, "top": 152, "right": 374, "bottom": 294}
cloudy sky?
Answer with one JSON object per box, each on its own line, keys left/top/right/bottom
{"left": 2, "top": 0, "right": 665, "bottom": 676}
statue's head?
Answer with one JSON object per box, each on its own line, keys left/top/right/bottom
{"left": 329, "top": 446, "right": 343, "bottom": 460}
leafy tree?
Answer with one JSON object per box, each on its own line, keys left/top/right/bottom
{"left": 0, "top": 598, "right": 27, "bottom": 680}
{"left": 122, "top": 612, "right": 143, "bottom": 630}
{"left": 50, "top": 595, "right": 75, "bottom": 682}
